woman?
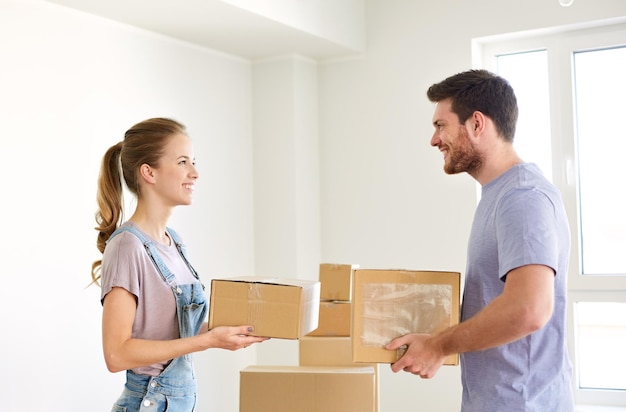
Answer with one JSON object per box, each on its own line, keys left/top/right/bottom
{"left": 91, "top": 117, "right": 267, "bottom": 411}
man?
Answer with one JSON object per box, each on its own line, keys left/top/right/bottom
{"left": 386, "top": 69, "right": 574, "bottom": 411}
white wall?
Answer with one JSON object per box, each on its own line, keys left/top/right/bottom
{"left": 2, "top": 0, "right": 626, "bottom": 411}
{"left": 0, "top": 1, "right": 257, "bottom": 411}
{"left": 251, "top": 55, "right": 323, "bottom": 367}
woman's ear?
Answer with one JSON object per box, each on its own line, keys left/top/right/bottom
{"left": 139, "top": 163, "right": 157, "bottom": 184}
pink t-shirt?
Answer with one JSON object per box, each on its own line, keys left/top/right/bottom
{"left": 101, "top": 223, "right": 200, "bottom": 376}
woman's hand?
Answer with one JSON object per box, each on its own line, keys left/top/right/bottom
{"left": 204, "top": 325, "right": 270, "bottom": 351}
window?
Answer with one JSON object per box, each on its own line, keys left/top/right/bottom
{"left": 476, "top": 20, "right": 626, "bottom": 407}
{"left": 573, "top": 46, "right": 626, "bottom": 276}
{"left": 576, "top": 301, "right": 626, "bottom": 391}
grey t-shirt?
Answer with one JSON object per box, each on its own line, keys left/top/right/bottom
{"left": 101, "top": 222, "right": 199, "bottom": 376}
{"left": 461, "top": 163, "right": 574, "bottom": 412}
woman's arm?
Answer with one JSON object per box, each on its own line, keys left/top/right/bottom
{"left": 102, "top": 287, "right": 268, "bottom": 373}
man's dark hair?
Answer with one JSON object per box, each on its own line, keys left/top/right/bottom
{"left": 427, "top": 69, "right": 518, "bottom": 142}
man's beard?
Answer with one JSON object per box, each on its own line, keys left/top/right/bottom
{"left": 444, "top": 127, "right": 483, "bottom": 175}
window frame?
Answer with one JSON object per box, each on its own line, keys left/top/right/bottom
{"left": 474, "top": 19, "right": 626, "bottom": 407}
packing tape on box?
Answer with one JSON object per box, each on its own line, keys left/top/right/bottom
{"left": 247, "top": 283, "right": 264, "bottom": 331}
{"left": 360, "top": 282, "right": 453, "bottom": 347}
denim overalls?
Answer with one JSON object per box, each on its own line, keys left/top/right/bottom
{"left": 108, "top": 225, "right": 208, "bottom": 412}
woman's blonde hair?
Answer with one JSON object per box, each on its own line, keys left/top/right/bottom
{"left": 90, "top": 118, "right": 187, "bottom": 285}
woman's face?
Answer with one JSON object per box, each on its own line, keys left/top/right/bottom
{"left": 153, "top": 133, "right": 198, "bottom": 207}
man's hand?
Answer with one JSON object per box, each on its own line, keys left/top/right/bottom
{"left": 386, "top": 333, "right": 446, "bottom": 378}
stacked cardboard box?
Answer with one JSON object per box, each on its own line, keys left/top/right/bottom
{"left": 307, "top": 263, "right": 356, "bottom": 336}
{"left": 299, "top": 263, "right": 380, "bottom": 412}
{"left": 237, "top": 265, "right": 461, "bottom": 411}
{"left": 240, "top": 365, "right": 377, "bottom": 412}
{"left": 239, "top": 264, "right": 379, "bottom": 412}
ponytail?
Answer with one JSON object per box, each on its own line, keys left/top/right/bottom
{"left": 91, "top": 142, "right": 124, "bottom": 285}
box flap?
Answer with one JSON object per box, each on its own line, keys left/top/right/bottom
{"left": 214, "top": 275, "right": 318, "bottom": 288}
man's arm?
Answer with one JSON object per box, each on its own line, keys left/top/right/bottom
{"left": 386, "top": 264, "right": 555, "bottom": 377}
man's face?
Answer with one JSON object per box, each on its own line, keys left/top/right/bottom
{"left": 430, "top": 99, "right": 482, "bottom": 175}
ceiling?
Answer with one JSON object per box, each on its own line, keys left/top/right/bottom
{"left": 45, "top": 0, "right": 361, "bottom": 60}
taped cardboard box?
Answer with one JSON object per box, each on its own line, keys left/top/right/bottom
{"left": 240, "top": 365, "right": 377, "bottom": 412}
{"left": 319, "top": 263, "right": 359, "bottom": 301}
{"left": 208, "top": 276, "right": 320, "bottom": 339}
{"left": 352, "top": 269, "right": 461, "bottom": 365}
{"left": 307, "top": 301, "right": 351, "bottom": 337}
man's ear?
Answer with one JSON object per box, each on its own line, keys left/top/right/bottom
{"left": 139, "top": 163, "right": 156, "bottom": 184}
{"left": 467, "top": 111, "right": 486, "bottom": 139}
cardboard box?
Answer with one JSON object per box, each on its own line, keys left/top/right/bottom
{"left": 298, "top": 337, "right": 380, "bottom": 412}
{"left": 319, "top": 263, "right": 359, "bottom": 301}
{"left": 299, "top": 336, "right": 355, "bottom": 366}
{"left": 240, "top": 365, "right": 377, "bottom": 412}
{"left": 352, "top": 269, "right": 460, "bottom": 365}
{"left": 208, "top": 276, "right": 320, "bottom": 339}
{"left": 307, "top": 301, "right": 351, "bottom": 337}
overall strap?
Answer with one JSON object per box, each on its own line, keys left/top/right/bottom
{"left": 165, "top": 227, "right": 202, "bottom": 286}
{"left": 108, "top": 225, "right": 177, "bottom": 288}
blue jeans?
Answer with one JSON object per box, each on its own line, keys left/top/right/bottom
{"left": 111, "top": 364, "right": 197, "bottom": 411}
